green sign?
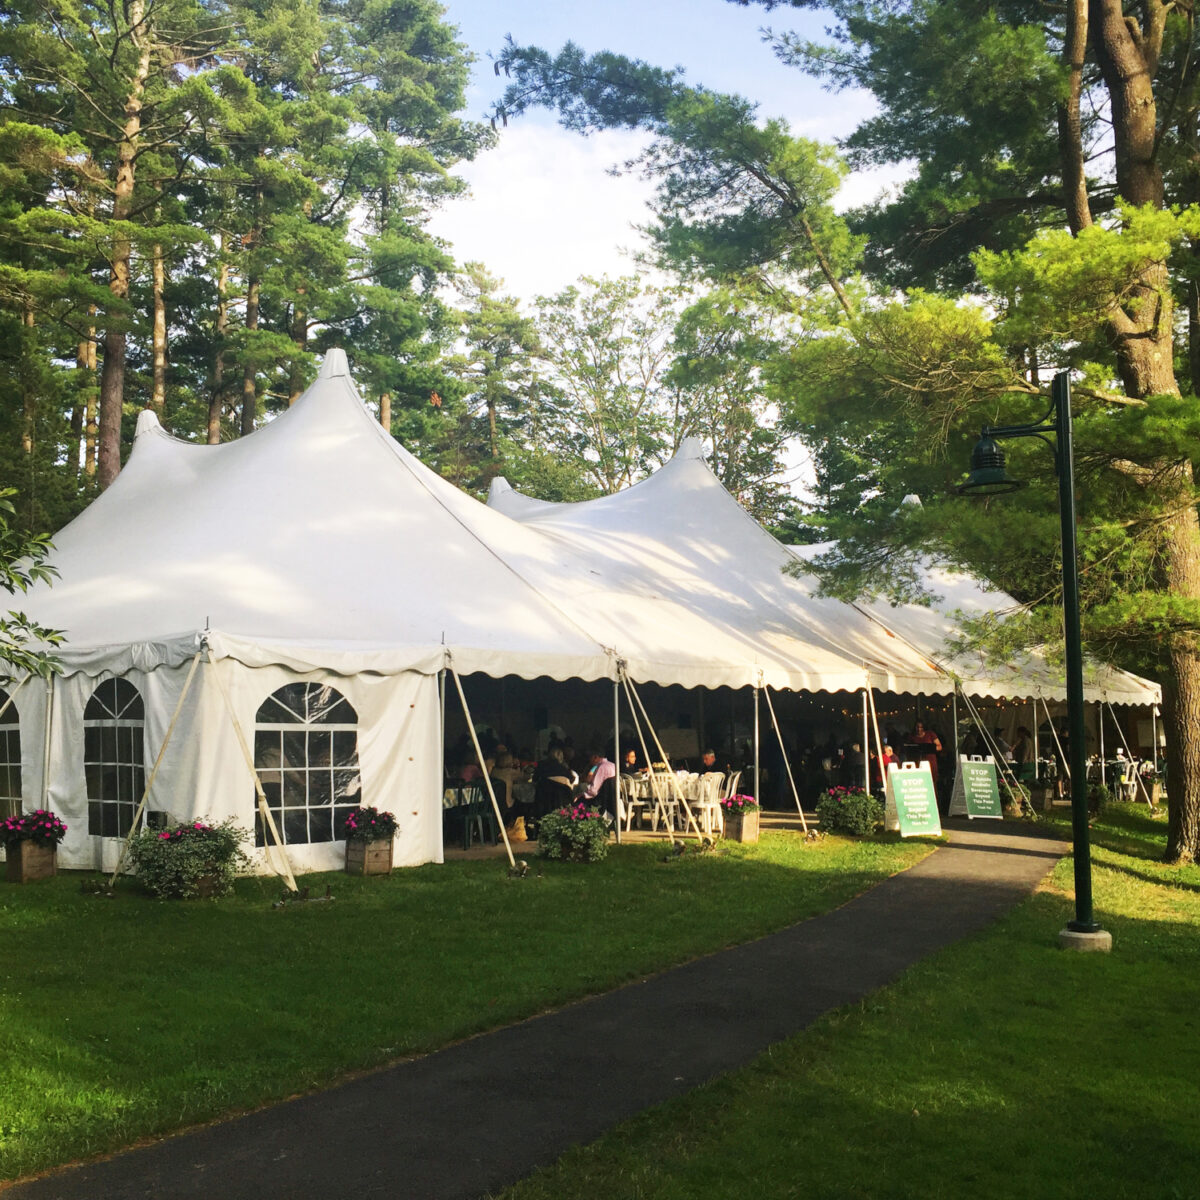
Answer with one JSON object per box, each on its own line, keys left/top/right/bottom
{"left": 949, "top": 755, "right": 1003, "bottom": 820}
{"left": 886, "top": 763, "right": 943, "bottom": 838}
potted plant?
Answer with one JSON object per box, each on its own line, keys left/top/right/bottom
{"left": 537, "top": 802, "right": 609, "bottom": 863}
{"left": 128, "top": 817, "right": 250, "bottom": 898}
{"left": 815, "top": 786, "right": 883, "bottom": 837}
{"left": 341, "top": 806, "right": 397, "bottom": 875}
{"left": 1028, "top": 772, "right": 1056, "bottom": 812}
{"left": 2, "top": 809, "right": 67, "bottom": 883}
{"left": 719, "top": 794, "right": 760, "bottom": 843}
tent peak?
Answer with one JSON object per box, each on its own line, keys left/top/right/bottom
{"left": 487, "top": 477, "right": 513, "bottom": 503}
{"left": 134, "top": 408, "right": 161, "bottom": 439}
{"left": 317, "top": 349, "right": 349, "bottom": 379}
{"left": 675, "top": 437, "right": 708, "bottom": 461}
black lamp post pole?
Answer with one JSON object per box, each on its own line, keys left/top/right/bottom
{"left": 973, "top": 370, "right": 1098, "bottom": 933}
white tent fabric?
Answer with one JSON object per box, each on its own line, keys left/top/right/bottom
{"left": 489, "top": 440, "right": 1161, "bottom": 707}
{"left": 787, "top": 545, "right": 1161, "bottom": 706}
{"left": 487, "top": 439, "right": 950, "bottom": 696}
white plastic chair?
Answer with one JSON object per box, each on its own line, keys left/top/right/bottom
{"left": 693, "top": 772, "right": 726, "bottom": 837}
{"left": 721, "top": 770, "right": 742, "bottom": 801}
{"left": 618, "top": 774, "right": 648, "bottom": 832}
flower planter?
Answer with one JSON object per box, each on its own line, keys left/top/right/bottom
{"left": 5, "top": 840, "right": 57, "bottom": 883}
{"left": 724, "top": 809, "right": 760, "bottom": 844}
{"left": 345, "top": 838, "right": 393, "bottom": 876}
{"left": 1029, "top": 785, "right": 1055, "bottom": 813}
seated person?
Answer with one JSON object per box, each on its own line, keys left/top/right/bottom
{"left": 621, "top": 747, "right": 644, "bottom": 774}
{"left": 697, "top": 748, "right": 719, "bottom": 774}
{"left": 576, "top": 750, "right": 616, "bottom": 810}
{"left": 534, "top": 747, "right": 576, "bottom": 815}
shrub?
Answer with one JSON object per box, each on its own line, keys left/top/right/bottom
{"left": 1001, "top": 781, "right": 1035, "bottom": 819}
{"left": 340, "top": 806, "right": 397, "bottom": 842}
{"left": 815, "top": 786, "right": 883, "bottom": 837}
{"left": 128, "top": 817, "right": 250, "bottom": 898}
{"left": 0, "top": 809, "right": 67, "bottom": 848}
{"left": 1088, "top": 782, "right": 1113, "bottom": 816}
{"left": 537, "top": 802, "right": 609, "bottom": 862}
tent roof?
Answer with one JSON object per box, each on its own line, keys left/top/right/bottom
{"left": 787, "top": 544, "right": 1161, "bottom": 706}
{"left": 24, "top": 352, "right": 614, "bottom": 680}
{"left": 486, "top": 438, "right": 950, "bottom": 695}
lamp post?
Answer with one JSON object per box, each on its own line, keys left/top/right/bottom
{"left": 959, "top": 370, "right": 1111, "bottom": 951}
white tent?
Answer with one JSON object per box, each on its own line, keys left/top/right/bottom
{"left": 787, "top": 546, "right": 1161, "bottom": 707}
{"left": 488, "top": 440, "right": 1161, "bottom": 709}
{"left": 12, "top": 352, "right": 619, "bottom": 872}
{"left": 487, "top": 440, "right": 950, "bottom": 697}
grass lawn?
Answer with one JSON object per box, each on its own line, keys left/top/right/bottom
{"left": 0, "top": 831, "right": 932, "bottom": 1181}
{"left": 498, "top": 804, "right": 1200, "bottom": 1200}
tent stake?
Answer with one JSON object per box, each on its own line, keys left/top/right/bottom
{"left": 450, "top": 666, "right": 516, "bottom": 869}
{"left": 763, "top": 684, "right": 808, "bottom": 832}
{"left": 109, "top": 650, "right": 203, "bottom": 886}
{"left": 205, "top": 647, "right": 298, "bottom": 892}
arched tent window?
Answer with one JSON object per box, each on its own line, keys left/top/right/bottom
{"left": 84, "top": 678, "right": 145, "bottom": 837}
{"left": 254, "top": 683, "right": 361, "bottom": 846}
{"left": 0, "top": 687, "right": 20, "bottom": 819}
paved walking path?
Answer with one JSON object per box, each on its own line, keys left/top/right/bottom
{"left": 7, "top": 822, "right": 1066, "bottom": 1200}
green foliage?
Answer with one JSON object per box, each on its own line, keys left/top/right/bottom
{"left": 537, "top": 803, "right": 610, "bottom": 863}
{"left": 127, "top": 818, "right": 250, "bottom": 899}
{"left": 815, "top": 786, "right": 882, "bottom": 837}
{"left": 0, "top": 488, "right": 62, "bottom": 681}
{"left": 1088, "top": 782, "right": 1113, "bottom": 817}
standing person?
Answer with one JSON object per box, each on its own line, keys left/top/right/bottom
{"left": 911, "top": 720, "right": 942, "bottom": 786}
{"left": 1012, "top": 726, "right": 1032, "bottom": 768}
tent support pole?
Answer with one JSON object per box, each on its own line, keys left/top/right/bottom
{"left": 952, "top": 692, "right": 960, "bottom": 760}
{"left": 1106, "top": 700, "right": 1154, "bottom": 807}
{"left": 753, "top": 682, "right": 760, "bottom": 810}
{"left": 205, "top": 647, "right": 297, "bottom": 893}
{"left": 1042, "top": 698, "right": 1069, "bottom": 787}
{"left": 40, "top": 674, "right": 54, "bottom": 810}
{"left": 449, "top": 667, "right": 515, "bottom": 869}
{"left": 622, "top": 669, "right": 702, "bottom": 839}
{"left": 1152, "top": 704, "right": 1159, "bottom": 766}
{"left": 763, "top": 684, "right": 808, "bottom": 832}
{"left": 108, "top": 650, "right": 204, "bottom": 886}
{"left": 621, "top": 671, "right": 670, "bottom": 832}
{"left": 960, "top": 692, "right": 1021, "bottom": 792}
{"left": 866, "top": 684, "right": 885, "bottom": 799}
{"left": 1098, "top": 703, "right": 1105, "bottom": 787}
{"left": 862, "top": 689, "right": 870, "bottom": 793}
{"left": 1032, "top": 700, "right": 1038, "bottom": 767}
{"left": 612, "top": 677, "right": 621, "bottom": 845}
{"left": 0, "top": 672, "right": 29, "bottom": 726}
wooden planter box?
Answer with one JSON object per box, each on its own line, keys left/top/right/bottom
{"left": 724, "top": 809, "right": 760, "bottom": 844}
{"left": 1029, "top": 786, "right": 1055, "bottom": 813}
{"left": 5, "top": 840, "right": 57, "bottom": 883}
{"left": 345, "top": 838, "right": 393, "bottom": 876}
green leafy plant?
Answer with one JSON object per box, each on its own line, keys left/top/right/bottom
{"left": 0, "top": 809, "right": 67, "bottom": 847}
{"left": 815, "top": 786, "right": 883, "bottom": 837}
{"left": 1001, "top": 780, "right": 1035, "bottom": 819}
{"left": 537, "top": 802, "right": 609, "bottom": 862}
{"left": 128, "top": 818, "right": 249, "bottom": 899}
{"left": 1088, "top": 782, "right": 1113, "bottom": 816}
{"left": 340, "top": 806, "right": 397, "bottom": 843}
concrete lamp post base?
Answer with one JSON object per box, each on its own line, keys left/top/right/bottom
{"left": 1058, "top": 926, "right": 1113, "bottom": 953}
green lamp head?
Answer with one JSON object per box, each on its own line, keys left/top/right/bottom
{"left": 958, "top": 433, "right": 1023, "bottom": 496}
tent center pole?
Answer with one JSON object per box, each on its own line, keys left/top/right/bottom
{"left": 753, "top": 682, "right": 760, "bottom": 811}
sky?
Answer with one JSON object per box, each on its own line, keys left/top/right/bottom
{"left": 427, "top": 0, "right": 903, "bottom": 302}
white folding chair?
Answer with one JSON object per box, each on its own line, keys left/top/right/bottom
{"left": 694, "top": 772, "right": 726, "bottom": 837}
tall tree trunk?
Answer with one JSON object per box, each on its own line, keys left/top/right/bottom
{"left": 1090, "top": 0, "right": 1200, "bottom": 860}
{"left": 20, "top": 307, "right": 35, "bottom": 457}
{"left": 83, "top": 314, "right": 98, "bottom": 478}
{"left": 380, "top": 392, "right": 391, "bottom": 432}
{"left": 97, "top": 0, "right": 152, "bottom": 489}
{"left": 288, "top": 298, "right": 307, "bottom": 405}
{"left": 241, "top": 273, "right": 260, "bottom": 437}
{"left": 209, "top": 257, "right": 228, "bottom": 444}
{"left": 151, "top": 242, "right": 167, "bottom": 417}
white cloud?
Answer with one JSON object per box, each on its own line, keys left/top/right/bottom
{"left": 429, "top": 124, "right": 658, "bottom": 304}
